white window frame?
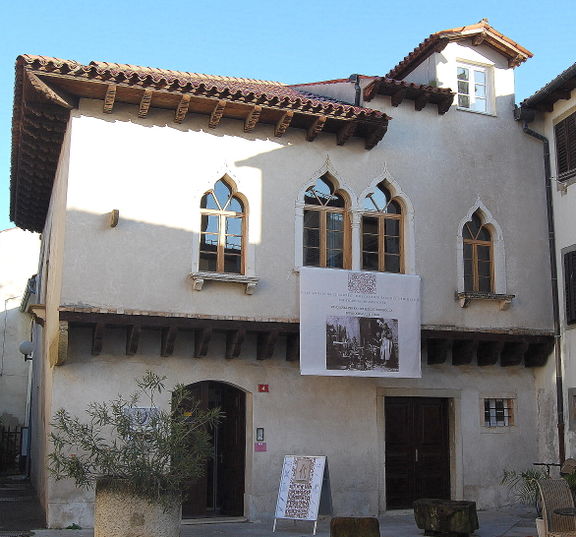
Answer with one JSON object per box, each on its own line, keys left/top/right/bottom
{"left": 456, "top": 61, "right": 494, "bottom": 115}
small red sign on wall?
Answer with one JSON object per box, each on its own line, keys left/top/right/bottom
{"left": 255, "top": 442, "right": 267, "bottom": 452}
{"left": 258, "top": 384, "right": 269, "bottom": 392}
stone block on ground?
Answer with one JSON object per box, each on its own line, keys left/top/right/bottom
{"left": 413, "top": 498, "right": 479, "bottom": 537}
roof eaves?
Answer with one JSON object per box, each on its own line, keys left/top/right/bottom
{"left": 520, "top": 62, "right": 576, "bottom": 111}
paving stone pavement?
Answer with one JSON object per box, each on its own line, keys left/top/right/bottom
{"left": 25, "top": 504, "right": 537, "bottom": 537}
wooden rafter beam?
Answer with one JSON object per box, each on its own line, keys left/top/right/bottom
{"left": 257, "top": 330, "right": 278, "bottom": 360}
{"left": 336, "top": 122, "right": 356, "bottom": 146}
{"left": 476, "top": 341, "right": 503, "bottom": 366}
{"left": 194, "top": 327, "right": 212, "bottom": 357}
{"left": 414, "top": 92, "right": 430, "bottom": 111}
{"left": 161, "top": 326, "right": 178, "bottom": 357}
{"left": 208, "top": 100, "right": 226, "bottom": 129}
{"left": 508, "top": 54, "right": 525, "bottom": 68}
{"left": 138, "top": 89, "right": 153, "bottom": 118}
{"left": 306, "top": 115, "right": 326, "bottom": 142}
{"left": 26, "top": 72, "right": 76, "bottom": 109}
{"left": 427, "top": 338, "right": 452, "bottom": 365}
{"left": 285, "top": 334, "right": 299, "bottom": 362}
{"left": 472, "top": 32, "right": 486, "bottom": 46}
{"left": 391, "top": 88, "right": 407, "bottom": 107}
{"left": 103, "top": 85, "right": 117, "bottom": 114}
{"left": 500, "top": 340, "right": 529, "bottom": 366}
{"left": 363, "top": 81, "right": 379, "bottom": 102}
{"left": 244, "top": 105, "right": 262, "bottom": 132}
{"left": 92, "top": 323, "right": 104, "bottom": 355}
{"left": 452, "top": 339, "right": 478, "bottom": 366}
{"left": 274, "top": 111, "right": 294, "bottom": 137}
{"left": 226, "top": 329, "right": 245, "bottom": 359}
{"left": 525, "top": 341, "right": 553, "bottom": 367}
{"left": 365, "top": 125, "right": 387, "bottom": 150}
{"left": 438, "top": 95, "right": 454, "bottom": 115}
{"left": 174, "top": 94, "right": 191, "bottom": 124}
{"left": 126, "top": 325, "right": 141, "bottom": 356}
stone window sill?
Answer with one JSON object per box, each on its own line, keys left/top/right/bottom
{"left": 456, "top": 292, "right": 515, "bottom": 310}
{"left": 189, "top": 272, "right": 259, "bottom": 295}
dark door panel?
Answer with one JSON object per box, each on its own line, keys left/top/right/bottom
{"left": 385, "top": 397, "right": 450, "bottom": 509}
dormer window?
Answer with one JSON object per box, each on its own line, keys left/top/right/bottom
{"left": 457, "top": 62, "right": 492, "bottom": 115}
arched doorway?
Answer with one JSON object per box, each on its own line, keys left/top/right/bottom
{"left": 181, "top": 381, "right": 246, "bottom": 518}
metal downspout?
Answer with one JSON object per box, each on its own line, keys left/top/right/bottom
{"left": 349, "top": 74, "right": 361, "bottom": 106}
{"left": 522, "top": 121, "right": 565, "bottom": 463}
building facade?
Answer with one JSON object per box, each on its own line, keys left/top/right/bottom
{"left": 10, "top": 22, "right": 556, "bottom": 528}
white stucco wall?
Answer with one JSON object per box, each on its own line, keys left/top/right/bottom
{"left": 0, "top": 227, "right": 39, "bottom": 426}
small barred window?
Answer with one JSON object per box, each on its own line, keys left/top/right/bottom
{"left": 484, "top": 398, "right": 514, "bottom": 427}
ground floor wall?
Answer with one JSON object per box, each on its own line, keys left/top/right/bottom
{"left": 39, "top": 326, "right": 540, "bottom": 528}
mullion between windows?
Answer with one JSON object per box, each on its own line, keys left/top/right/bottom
{"left": 217, "top": 214, "right": 226, "bottom": 272}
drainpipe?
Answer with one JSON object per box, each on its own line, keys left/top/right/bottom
{"left": 349, "top": 74, "right": 361, "bottom": 106}
{"left": 515, "top": 107, "right": 565, "bottom": 463}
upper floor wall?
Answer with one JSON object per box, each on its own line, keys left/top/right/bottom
{"left": 54, "top": 92, "right": 553, "bottom": 333}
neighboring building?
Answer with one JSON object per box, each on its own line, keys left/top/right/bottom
{"left": 518, "top": 64, "right": 576, "bottom": 466}
{"left": 9, "top": 21, "right": 556, "bottom": 528}
{"left": 0, "top": 227, "right": 39, "bottom": 472}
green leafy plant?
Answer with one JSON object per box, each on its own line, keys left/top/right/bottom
{"left": 48, "top": 371, "right": 221, "bottom": 509}
{"left": 501, "top": 468, "right": 547, "bottom": 515}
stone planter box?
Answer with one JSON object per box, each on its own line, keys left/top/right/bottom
{"left": 95, "top": 481, "right": 181, "bottom": 537}
{"left": 413, "top": 499, "right": 479, "bottom": 537}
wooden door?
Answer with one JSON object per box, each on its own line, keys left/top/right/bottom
{"left": 181, "top": 382, "right": 246, "bottom": 518}
{"left": 385, "top": 397, "right": 450, "bottom": 509}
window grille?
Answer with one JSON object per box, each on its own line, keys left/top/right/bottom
{"left": 484, "top": 398, "right": 514, "bottom": 427}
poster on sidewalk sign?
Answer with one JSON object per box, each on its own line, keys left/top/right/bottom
{"left": 300, "top": 267, "right": 421, "bottom": 378}
{"left": 274, "top": 455, "right": 326, "bottom": 524}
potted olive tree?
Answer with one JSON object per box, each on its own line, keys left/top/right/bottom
{"left": 49, "top": 371, "right": 221, "bottom": 537}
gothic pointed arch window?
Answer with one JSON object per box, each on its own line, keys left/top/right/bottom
{"left": 303, "top": 175, "right": 350, "bottom": 268}
{"left": 463, "top": 211, "right": 493, "bottom": 292}
{"left": 200, "top": 178, "right": 245, "bottom": 274}
{"left": 361, "top": 183, "right": 402, "bottom": 273}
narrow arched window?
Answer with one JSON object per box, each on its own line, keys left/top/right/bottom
{"left": 463, "top": 212, "right": 492, "bottom": 292}
{"left": 361, "top": 183, "right": 402, "bottom": 273}
{"left": 303, "top": 175, "right": 349, "bottom": 268}
{"left": 200, "top": 179, "right": 245, "bottom": 274}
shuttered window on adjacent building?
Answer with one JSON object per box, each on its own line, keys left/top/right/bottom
{"left": 555, "top": 111, "right": 576, "bottom": 182}
{"left": 565, "top": 249, "right": 576, "bottom": 325}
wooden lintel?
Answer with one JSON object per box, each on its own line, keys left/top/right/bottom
{"left": 365, "top": 125, "right": 388, "bottom": 150}
{"left": 306, "top": 115, "right": 326, "bottom": 142}
{"left": 257, "top": 330, "right": 278, "bottom": 360}
{"left": 194, "top": 327, "right": 212, "bottom": 358}
{"left": 525, "top": 341, "right": 554, "bottom": 367}
{"left": 126, "top": 324, "right": 141, "bottom": 356}
{"left": 452, "top": 339, "right": 478, "bottom": 366}
{"left": 427, "top": 338, "right": 452, "bottom": 365}
{"left": 274, "top": 111, "right": 294, "bottom": 137}
{"left": 138, "top": 89, "right": 153, "bottom": 118}
{"left": 244, "top": 105, "right": 262, "bottom": 132}
{"left": 391, "top": 87, "right": 407, "bottom": 107}
{"left": 92, "top": 323, "right": 104, "bottom": 356}
{"left": 174, "top": 94, "right": 191, "bottom": 124}
{"left": 500, "top": 341, "right": 529, "bottom": 367}
{"left": 55, "top": 321, "right": 69, "bottom": 366}
{"left": 103, "top": 85, "right": 117, "bottom": 114}
{"left": 26, "top": 72, "right": 76, "bottom": 110}
{"left": 508, "top": 54, "right": 525, "bottom": 68}
{"left": 415, "top": 93, "right": 430, "bottom": 111}
{"left": 336, "top": 122, "right": 356, "bottom": 146}
{"left": 285, "top": 334, "right": 299, "bottom": 362}
{"left": 161, "top": 326, "right": 178, "bottom": 357}
{"left": 363, "top": 81, "right": 379, "bottom": 102}
{"left": 209, "top": 100, "right": 227, "bottom": 129}
{"left": 476, "top": 341, "right": 504, "bottom": 366}
{"left": 226, "top": 329, "right": 246, "bottom": 359}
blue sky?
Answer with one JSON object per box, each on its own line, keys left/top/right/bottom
{"left": 2, "top": 0, "right": 575, "bottom": 232}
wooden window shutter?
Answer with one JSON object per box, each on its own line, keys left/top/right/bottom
{"left": 565, "top": 250, "right": 576, "bottom": 325}
{"left": 555, "top": 112, "right": 576, "bottom": 181}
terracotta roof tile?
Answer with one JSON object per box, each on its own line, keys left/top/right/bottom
{"left": 387, "top": 21, "right": 532, "bottom": 80}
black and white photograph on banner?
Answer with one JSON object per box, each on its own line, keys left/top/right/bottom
{"left": 326, "top": 316, "right": 399, "bottom": 372}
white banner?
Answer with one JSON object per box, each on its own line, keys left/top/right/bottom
{"left": 300, "top": 267, "right": 421, "bottom": 378}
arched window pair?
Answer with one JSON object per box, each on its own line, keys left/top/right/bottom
{"left": 199, "top": 179, "right": 245, "bottom": 274}
{"left": 303, "top": 175, "right": 403, "bottom": 272}
{"left": 463, "top": 211, "right": 493, "bottom": 293}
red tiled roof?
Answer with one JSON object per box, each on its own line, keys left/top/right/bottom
{"left": 387, "top": 21, "right": 533, "bottom": 80}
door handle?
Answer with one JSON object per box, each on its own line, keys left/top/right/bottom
{"left": 415, "top": 448, "right": 419, "bottom": 463}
